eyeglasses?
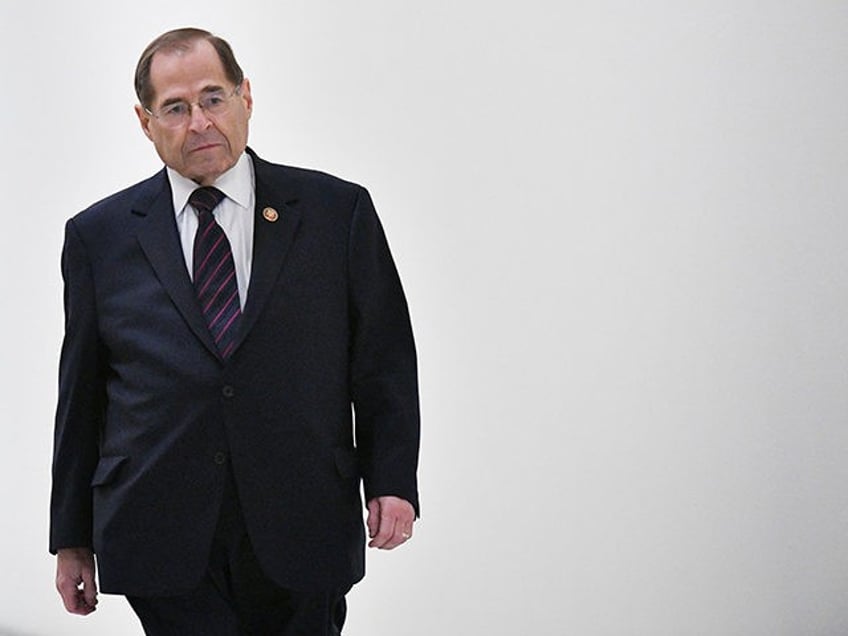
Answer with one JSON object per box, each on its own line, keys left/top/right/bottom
{"left": 144, "top": 84, "right": 242, "bottom": 128}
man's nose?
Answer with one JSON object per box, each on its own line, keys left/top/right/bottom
{"left": 187, "top": 104, "right": 213, "bottom": 131}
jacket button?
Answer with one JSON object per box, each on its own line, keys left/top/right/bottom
{"left": 222, "top": 385, "right": 235, "bottom": 398}
{"left": 214, "top": 452, "right": 227, "bottom": 465}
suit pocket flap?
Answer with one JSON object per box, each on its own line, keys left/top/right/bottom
{"left": 91, "top": 456, "right": 128, "bottom": 487}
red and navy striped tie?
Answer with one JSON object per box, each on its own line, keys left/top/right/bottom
{"left": 190, "top": 187, "right": 241, "bottom": 359}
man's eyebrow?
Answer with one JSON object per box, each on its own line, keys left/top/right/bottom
{"left": 159, "top": 96, "right": 187, "bottom": 107}
{"left": 157, "top": 85, "right": 226, "bottom": 107}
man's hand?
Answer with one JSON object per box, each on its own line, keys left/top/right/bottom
{"left": 366, "top": 496, "right": 416, "bottom": 549}
{"left": 56, "top": 547, "right": 98, "bottom": 615}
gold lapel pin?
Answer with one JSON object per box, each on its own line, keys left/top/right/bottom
{"left": 262, "top": 207, "right": 279, "bottom": 222}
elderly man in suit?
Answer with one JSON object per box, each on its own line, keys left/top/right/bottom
{"left": 50, "top": 27, "right": 420, "bottom": 635}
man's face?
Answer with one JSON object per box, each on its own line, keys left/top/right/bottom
{"left": 135, "top": 40, "right": 252, "bottom": 185}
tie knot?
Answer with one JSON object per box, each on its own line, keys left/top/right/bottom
{"left": 189, "top": 186, "right": 226, "bottom": 216}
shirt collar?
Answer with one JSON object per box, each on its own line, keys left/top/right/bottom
{"left": 168, "top": 152, "right": 254, "bottom": 218}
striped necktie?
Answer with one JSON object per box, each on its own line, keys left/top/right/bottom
{"left": 190, "top": 186, "right": 241, "bottom": 359}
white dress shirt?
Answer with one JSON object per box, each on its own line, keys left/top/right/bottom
{"left": 168, "top": 153, "right": 255, "bottom": 309}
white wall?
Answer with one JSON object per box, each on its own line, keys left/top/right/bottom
{"left": 2, "top": 1, "right": 847, "bottom": 634}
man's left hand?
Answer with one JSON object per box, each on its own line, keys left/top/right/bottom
{"left": 366, "top": 496, "right": 415, "bottom": 549}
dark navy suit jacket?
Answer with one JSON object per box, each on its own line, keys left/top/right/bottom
{"left": 49, "top": 149, "right": 420, "bottom": 596}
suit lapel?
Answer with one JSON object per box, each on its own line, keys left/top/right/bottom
{"left": 133, "top": 170, "right": 221, "bottom": 359}
{"left": 235, "top": 152, "right": 302, "bottom": 349}
{"left": 131, "top": 153, "right": 302, "bottom": 361}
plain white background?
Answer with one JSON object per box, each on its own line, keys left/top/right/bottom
{"left": 2, "top": 1, "right": 848, "bottom": 634}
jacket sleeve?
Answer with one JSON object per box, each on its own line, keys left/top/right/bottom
{"left": 49, "top": 219, "right": 106, "bottom": 553}
{"left": 347, "top": 187, "right": 421, "bottom": 516}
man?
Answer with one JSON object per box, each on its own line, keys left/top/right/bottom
{"left": 50, "top": 27, "right": 420, "bottom": 635}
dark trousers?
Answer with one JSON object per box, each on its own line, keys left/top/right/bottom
{"left": 127, "top": 466, "right": 348, "bottom": 635}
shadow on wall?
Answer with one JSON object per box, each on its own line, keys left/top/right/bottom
{"left": 0, "top": 628, "right": 42, "bottom": 636}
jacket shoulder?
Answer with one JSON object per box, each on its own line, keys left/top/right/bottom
{"left": 71, "top": 171, "right": 167, "bottom": 229}
{"left": 250, "top": 152, "right": 366, "bottom": 201}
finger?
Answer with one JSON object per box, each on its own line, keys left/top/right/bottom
{"left": 390, "top": 502, "right": 415, "bottom": 542}
{"left": 368, "top": 510, "right": 397, "bottom": 549}
{"left": 82, "top": 568, "right": 98, "bottom": 609}
{"left": 366, "top": 499, "right": 380, "bottom": 538}
{"left": 384, "top": 518, "right": 414, "bottom": 550}
{"left": 372, "top": 509, "right": 416, "bottom": 549}
{"left": 74, "top": 590, "right": 97, "bottom": 615}
{"left": 57, "top": 579, "right": 94, "bottom": 615}
{"left": 57, "top": 577, "right": 80, "bottom": 614}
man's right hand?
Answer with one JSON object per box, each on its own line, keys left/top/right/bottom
{"left": 56, "top": 547, "right": 98, "bottom": 615}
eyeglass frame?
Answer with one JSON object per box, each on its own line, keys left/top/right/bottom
{"left": 143, "top": 83, "right": 244, "bottom": 126}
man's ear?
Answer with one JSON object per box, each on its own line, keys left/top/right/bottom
{"left": 134, "top": 104, "right": 154, "bottom": 141}
{"left": 240, "top": 78, "right": 253, "bottom": 119}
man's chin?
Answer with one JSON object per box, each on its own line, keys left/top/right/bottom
{"left": 183, "top": 156, "right": 232, "bottom": 185}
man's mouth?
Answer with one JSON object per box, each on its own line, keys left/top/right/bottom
{"left": 187, "top": 139, "right": 223, "bottom": 153}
